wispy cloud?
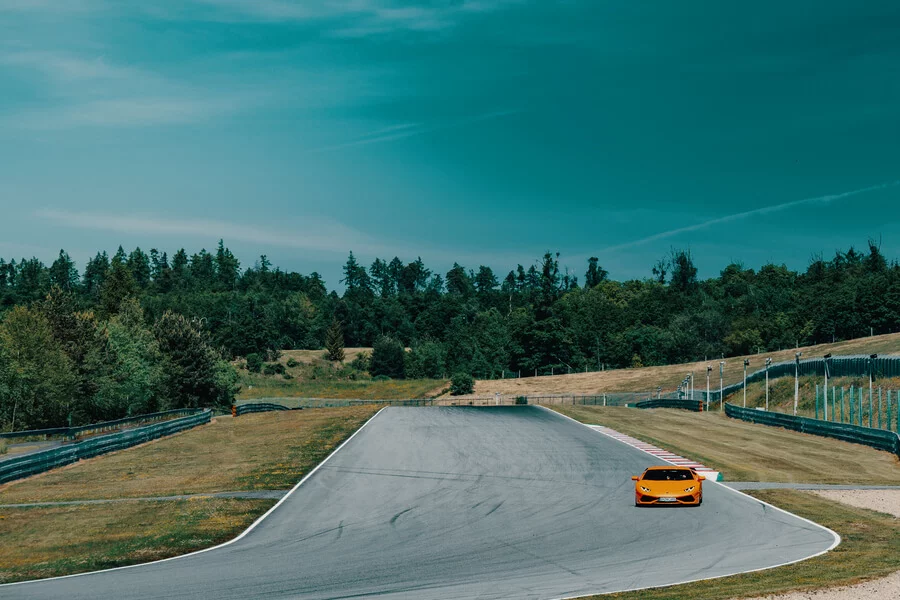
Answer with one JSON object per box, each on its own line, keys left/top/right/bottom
{"left": 1, "top": 50, "right": 257, "bottom": 128}
{"left": 34, "top": 209, "right": 391, "bottom": 255}
{"left": 603, "top": 181, "right": 900, "bottom": 252}
{"left": 0, "top": 0, "right": 100, "bottom": 12}
{"left": 1, "top": 51, "right": 136, "bottom": 82}
{"left": 187, "top": 0, "right": 524, "bottom": 36}
{"left": 309, "top": 110, "right": 519, "bottom": 153}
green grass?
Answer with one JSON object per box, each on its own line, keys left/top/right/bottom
{"left": 586, "top": 489, "right": 900, "bottom": 599}
{"left": 0, "top": 497, "right": 274, "bottom": 584}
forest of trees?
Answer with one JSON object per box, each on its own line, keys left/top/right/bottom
{"left": 2, "top": 239, "right": 900, "bottom": 429}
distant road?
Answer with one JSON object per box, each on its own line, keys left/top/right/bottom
{"left": 4, "top": 407, "right": 837, "bottom": 600}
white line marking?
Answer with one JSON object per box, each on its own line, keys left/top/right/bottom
{"left": 0, "top": 406, "right": 389, "bottom": 588}
{"left": 539, "top": 406, "right": 842, "bottom": 600}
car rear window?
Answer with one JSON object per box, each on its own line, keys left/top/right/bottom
{"left": 642, "top": 469, "right": 693, "bottom": 481}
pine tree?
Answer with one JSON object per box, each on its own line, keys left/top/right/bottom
{"left": 100, "top": 253, "right": 136, "bottom": 317}
{"left": 49, "top": 250, "right": 79, "bottom": 291}
{"left": 324, "top": 318, "right": 345, "bottom": 362}
{"left": 127, "top": 247, "right": 152, "bottom": 289}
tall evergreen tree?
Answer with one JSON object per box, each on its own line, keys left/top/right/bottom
{"left": 324, "top": 317, "right": 345, "bottom": 362}
{"left": 100, "top": 253, "right": 137, "bottom": 317}
{"left": 49, "top": 250, "right": 79, "bottom": 291}
{"left": 127, "top": 247, "right": 152, "bottom": 289}
{"left": 215, "top": 240, "right": 240, "bottom": 290}
{"left": 83, "top": 252, "right": 110, "bottom": 298}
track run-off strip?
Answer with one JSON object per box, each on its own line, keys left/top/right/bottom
{"left": 586, "top": 424, "right": 724, "bottom": 481}
{"left": 0, "top": 490, "right": 287, "bottom": 509}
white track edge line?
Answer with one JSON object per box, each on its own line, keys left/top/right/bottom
{"left": 538, "top": 406, "right": 842, "bottom": 600}
{"left": 0, "top": 406, "right": 390, "bottom": 588}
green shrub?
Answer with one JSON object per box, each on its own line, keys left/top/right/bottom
{"left": 515, "top": 396, "right": 527, "bottom": 405}
{"left": 246, "top": 353, "right": 263, "bottom": 373}
{"left": 370, "top": 336, "right": 405, "bottom": 379}
{"left": 405, "top": 340, "right": 446, "bottom": 379}
{"left": 350, "top": 352, "right": 369, "bottom": 372}
{"left": 263, "top": 362, "right": 286, "bottom": 376}
{"left": 286, "top": 358, "right": 299, "bottom": 368}
{"left": 283, "top": 372, "right": 293, "bottom": 380}
{"left": 372, "top": 375, "right": 391, "bottom": 382}
{"left": 450, "top": 372, "right": 474, "bottom": 396}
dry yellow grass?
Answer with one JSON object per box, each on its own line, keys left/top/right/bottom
{"left": 278, "top": 347, "right": 372, "bottom": 366}
{"left": 0, "top": 405, "right": 379, "bottom": 504}
{"left": 0, "top": 497, "right": 273, "bottom": 583}
{"left": 551, "top": 406, "right": 900, "bottom": 484}
{"left": 474, "top": 333, "right": 900, "bottom": 396}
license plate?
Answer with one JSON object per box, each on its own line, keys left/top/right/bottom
{"left": 658, "top": 497, "right": 677, "bottom": 502}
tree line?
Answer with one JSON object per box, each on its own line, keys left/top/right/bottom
{"left": 2, "top": 239, "right": 899, "bottom": 428}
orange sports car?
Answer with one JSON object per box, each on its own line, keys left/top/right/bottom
{"left": 632, "top": 466, "right": 704, "bottom": 506}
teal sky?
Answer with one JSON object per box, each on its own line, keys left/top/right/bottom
{"left": 2, "top": 1, "right": 899, "bottom": 287}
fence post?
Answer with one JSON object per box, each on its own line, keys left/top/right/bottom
{"left": 849, "top": 386, "right": 854, "bottom": 424}
{"left": 879, "top": 388, "right": 883, "bottom": 429}
{"left": 832, "top": 387, "right": 837, "bottom": 424}
{"left": 869, "top": 389, "right": 874, "bottom": 428}
{"left": 840, "top": 387, "right": 845, "bottom": 423}
{"left": 888, "top": 391, "right": 893, "bottom": 433}
{"left": 815, "top": 384, "right": 819, "bottom": 420}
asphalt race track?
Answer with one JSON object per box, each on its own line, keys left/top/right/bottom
{"left": 4, "top": 407, "right": 837, "bottom": 600}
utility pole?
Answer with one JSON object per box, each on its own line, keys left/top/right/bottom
{"left": 823, "top": 353, "right": 832, "bottom": 421}
{"left": 743, "top": 359, "right": 750, "bottom": 408}
{"left": 719, "top": 361, "right": 725, "bottom": 411}
{"left": 794, "top": 352, "right": 802, "bottom": 416}
{"left": 764, "top": 358, "right": 772, "bottom": 411}
{"left": 706, "top": 365, "right": 712, "bottom": 412}
{"left": 869, "top": 354, "right": 877, "bottom": 428}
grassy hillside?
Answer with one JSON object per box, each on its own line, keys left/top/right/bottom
{"left": 235, "top": 347, "right": 447, "bottom": 400}
{"left": 473, "top": 333, "right": 900, "bottom": 396}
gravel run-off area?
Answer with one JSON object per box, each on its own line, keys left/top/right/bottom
{"left": 742, "top": 490, "right": 900, "bottom": 600}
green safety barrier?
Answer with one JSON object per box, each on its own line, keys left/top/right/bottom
{"left": 634, "top": 399, "right": 704, "bottom": 411}
{"left": 0, "top": 410, "right": 211, "bottom": 484}
{"left": 234, "top": 403, "right": 294, "bottom": 416}
{"left": 724, "top": 403, "right": 900, "bottom": 458}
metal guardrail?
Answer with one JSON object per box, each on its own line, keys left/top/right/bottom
{"left": 634, "top": 399, "right": 704, "bottom": 411}
{"left": 0, "top": 409, "right": 211, "bottom": 484}
{"left": 0, "top": 408, "right": 200, "bottom": 441}
{"left": 724, "top": 403, "right": 900, "bottom": 457}
{"left": 234, "top": 403, "right": 293, "bottom": 416}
